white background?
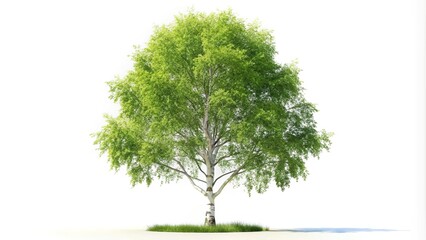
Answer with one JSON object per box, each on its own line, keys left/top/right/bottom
{"left": 0, "top": 0, "right": 424, "bottom": 236}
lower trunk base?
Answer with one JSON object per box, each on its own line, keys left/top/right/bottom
{"left": 204, "top": 214, "right": 216, "bottom": 226}
{"left": 204, "top": 203, "right": 216, "bottom": 226}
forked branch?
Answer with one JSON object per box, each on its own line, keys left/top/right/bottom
{"left": 213, "top": 165, "right": 246, "bottom": 198}
{"left": 155, "top": 161, "right": 207, "bottom": 196}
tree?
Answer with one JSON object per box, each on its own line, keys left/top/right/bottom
{"left": 93, "top": 10, "right": 331, "bottom": 226}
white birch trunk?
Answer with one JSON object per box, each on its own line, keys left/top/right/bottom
{"left": 204, "top": 163, "right": 216, "bottom": 226}
{"left": 205, "top": 199, "right": 215, "bottom": 226}
{"left": 202, "top": 93, "right": 216, "bottom": 226}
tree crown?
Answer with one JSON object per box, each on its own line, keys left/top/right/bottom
{"left": 94, "top": 10, "right": 331, "bottom": 195}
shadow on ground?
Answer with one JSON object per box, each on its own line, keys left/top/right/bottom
{"left": 272, "top": 228, "right": 398, "bottom": 233}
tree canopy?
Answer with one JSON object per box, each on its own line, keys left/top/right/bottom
{"left": 93, "top": 10, "right": 331, "bottom": 224}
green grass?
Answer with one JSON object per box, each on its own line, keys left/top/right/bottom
{"left": 147, "top": 222, "right": 268, "bottom": 232}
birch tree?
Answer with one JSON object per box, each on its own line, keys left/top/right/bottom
{"left": 93, "top": 10, "right": 331, "bottom": 226}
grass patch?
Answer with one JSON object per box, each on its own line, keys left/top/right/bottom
{"left": 147, "top": 222, "right": 268, "bottom": 232}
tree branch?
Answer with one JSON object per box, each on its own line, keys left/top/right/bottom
{"left": 213, "top": 165, "right": 246, "bottom": 198}
{"left": 173, "top": 159, "right": 207, "bottom": 184}
{"left": 154, "top": 160, "right": 206, "bottom": 184}
{"left": 184, "top": 96, "right": 198, "bottom": 112}
{"left": 194, "top": 159, "right": 207, "bottom": 177}
{"left": 212, "top": 170, "right": 237, "bottom": 186}
{"left": 186, "top": 177, "right": 207, "bottom": 196}
{"left": 155, "top": 161, "right": 185, "bottom": 175}
{"left": 213, "top": 135, "right": 222, "bottom": 146}
{"left": 175, "top": 130, "right": 188, "bottom": 140}
{"left": 156, "top": 161, "right": 207, "bottom": 196}
{"left": 214, "top": 139, "right": 230, "bottom": 150}
{"left": 214, "top": 154, "right": 235, "bottom": 166}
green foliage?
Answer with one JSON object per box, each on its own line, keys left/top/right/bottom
{"left": 93, "top": 10, "right": 331, "bottom": 194}
{"left": 147, "top": 222, "right": 267, "bottom": 232}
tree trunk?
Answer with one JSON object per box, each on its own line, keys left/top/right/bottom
{"left": 204, "top": 166, "right": 216, "bottom": 226}
{"left": 205, "top": 198, "right": 216, "bottom": 226}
